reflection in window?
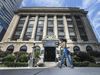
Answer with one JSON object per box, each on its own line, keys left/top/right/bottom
{"left": 12, "top": 17, "right": 26, "bottom": 40}
{"left": 23, "top": 16, "right": 35, "bottom": 41}
{"left": 20, "top": 46, "right": 27, "bottom": 52}
{"left": 73, "top": 46, "right": 80, "bottom": 52}
{"left": 57, "top": 16, "right": 65, "bottom": 39}
{"left": 86, "top": 46, "right": 92, "bottom": 51}
{"left": 67, "top": 16, "right": 76, "bottom": 41}
{"left": 7, "top": 45, "right": 14, "bottom": 53}
{"left": 75, "top": 16, "right": 88, "bottom": 41}
{"left": 47, "top": 16, "right": 54, "bottom": 35}
{"left": 35, "top": 16, "right": 44, "bottom": 41}
{"left": 36, "top": 35, "right": 42, "bottom": 41}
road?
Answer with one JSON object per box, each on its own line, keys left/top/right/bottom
{"left": 0, "top": 67, "right": 100, "bottom": 75}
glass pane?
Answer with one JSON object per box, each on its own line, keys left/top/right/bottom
{"left": 68, "top": 28, "right": 74, "bottom": 32}
{"left": 58, "top": 21, "right": 63, "bottom": 24}
{"left": 36, "top": 35, "right": 42, "bottom": 41}
{"left": 58, "top": 28, "right": 64, "bottom": 32}
{"left": 48, "top": 21, "right": 54, "bottom": 25}
{"left": 38, "top": 21, "right": 44, "bottom": 24}
{"left": 15, "top": 31, "right": 21, "bottom": 35}
{"left": 29, "top": 21, "right": 35, "bottom": 24}
{"left": 37, "top": 27, "right": 43, "bottom": 32}
{"left": 28, "top": 24, "right": 34, "bottom": 27}
{"left": 20, "top": 17, "right": 26, "bottom": 20}
{"left": 26, "top": 32, "right": 32, "bottom": 35}
{"left": 27, "top": 28, "right": 33, "bottom": 32}
{"left": 29, "top": 17, "right": 35, "bottom": 20}
{"left": 48, "top": 28, "right": 53, "bottom": 32}
{"left": 18, "top": 24, "right": 24, "bottom": 27}
{"left": 69, "top": 32, "right": 75, "bottom": 36}
{"left": 68, "top": 25, "right": 73, "bottom": 27}
{"left": 19, "top": 20, "right": 25, "bottom": 24}
{"left": 13, "top": 35, "right": 20, "bottom": 40}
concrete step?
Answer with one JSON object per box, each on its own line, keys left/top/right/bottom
{"left": 44, "top": 62, "right": 59, "bottom": 67}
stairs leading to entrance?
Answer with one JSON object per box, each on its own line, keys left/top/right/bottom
{"left": 44, "top": 62, "right": 59, "bottom": 67}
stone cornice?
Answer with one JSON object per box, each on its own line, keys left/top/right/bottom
{"left": 14, "top": 7, "right": 88, "bottom": 15}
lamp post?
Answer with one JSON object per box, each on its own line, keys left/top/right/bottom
{"left": 28, "top": 42, "right": 36, "bottom": 67}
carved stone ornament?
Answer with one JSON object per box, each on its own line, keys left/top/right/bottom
{"left": 42, "top": 35, "right": 60, "bottom": 47}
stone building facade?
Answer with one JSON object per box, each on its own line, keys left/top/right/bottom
{"left": 0, "top": 7, "right": 100, "bottom": 62}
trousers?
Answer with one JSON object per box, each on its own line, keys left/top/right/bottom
{"left": 60, "top": 48, "right": 73, "bottom": 66}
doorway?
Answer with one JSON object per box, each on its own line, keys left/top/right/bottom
{"left": 44, "top": 47, "right": 56, "bottom": 62}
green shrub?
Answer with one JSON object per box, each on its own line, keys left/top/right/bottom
{"left": 0, "top": 58, "right": 3, "bottom": 61}
{"left": 71, "top": 55, "right": 80, "bottom": 62}
{"left": 73, "top": 61, "right": 89, "bottom": 67}
{"left": 34, "top": 50, "right": 40, "bottom": 58}
{"left": 17, "top": 54, "right": 28, "bottom": 62}
{"left": 4, "top": 61, "right": 28, "bottom": 67}
{"left": 14, "top": 51, "right": 28, "bottom": 58}
{"left": 88, "top": 63, "right": 100, "bottom": 67}
{"left": 3, "top": 54, "right": 16, "bottom": 62}
{"left": 60, "top": 50, "right": 63, "bottom": 55}
{"left": 0, "top": 51, "right": 12, "bottom": 57}
{"left": 59, "top": 55, "right": 62, "bottom": 60}
{"left": 88, "top": 51, "right": 100, "bottom": 57}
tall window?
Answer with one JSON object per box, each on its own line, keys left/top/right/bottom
{"left": 67, "top": 16, "right": 76, "bottom": 41}
{"left": 23, "top": 17, "right": 35, "bottom": 41}
{"left": 57, "top": 16, "right": 65, "bottom": 39}
{"left": 75, "top": 16, "right": 88, "bottom": 41}
{"left": 47, "top": 16, "right": 54, "bottom": 35}
{"left": 12, "top": 17, "right": 26, "bottom": 40}
{"left": 35, "top": 16, "right": 44, "bottom": 41}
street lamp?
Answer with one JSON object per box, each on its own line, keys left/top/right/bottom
{"left": 28, "top": 42, "right": 36, "bottom": 67}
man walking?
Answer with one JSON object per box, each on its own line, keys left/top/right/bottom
{"left": 59, "top": 39, "right": 73, "bottom": 68}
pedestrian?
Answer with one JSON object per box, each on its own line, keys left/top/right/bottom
{"left": 58, "top": 39, "right": 74, "bottom": 68}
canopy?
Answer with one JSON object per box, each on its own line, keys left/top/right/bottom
{"left": 44, "top": 41, "right": 56, "bottom": 47}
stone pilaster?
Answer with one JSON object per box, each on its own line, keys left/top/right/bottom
{"left": 43, "top": 14, "right": 47, "bottom": 39}
{"left": 80, "top": 16, "right": 92, "bottom": 41}
{"left": 63, "top": 15, "right": 71, "bottom": 42}
{"left": 72, "top": 16, "right": 83, "bottom": 42}
{"left": 17, "top": 15, "right": 29, "bottom": 41}
{"left": 30, "top": 14, "right": 38, "bottom": 41}
{"left": 8, "top": 15, "right": 20, "bottom": 41}
{"left": 54, "top": 14, "right": 58, "bottom": 39}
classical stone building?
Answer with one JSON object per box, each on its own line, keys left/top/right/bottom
{"left": 0, "top": 7, "right": 100, "bottom": 62}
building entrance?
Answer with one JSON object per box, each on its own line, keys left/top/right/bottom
{"left": 44, "top": 41, "right": 56, "bottom": 62}
{"left": 44, "top": 47, "right": 55, "bottom": 61}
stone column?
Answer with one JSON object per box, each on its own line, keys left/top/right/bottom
{"left": 63, "top": 15, "right": 71, "bottom": 42}
{"left": 54, "top": 14, "right": 58, "bottom": 39}
{"left": 72, "top": 16, "right": 82, "bottom": 42}
{"left": 30, "top": 14, "right": 38, "bottom": 41}
{"left": 43, "top": 14, "right": 47, "bottom": 39}
{"left": 17, "top": 15, "right": 29, "bottom": 41}
{"left": 80, "top": 16, "right": 92, "bottom": 41}
{"left": 8, "top": 15, "right": 20, "bottom": 40}
{"left": 85, "top": 15, "right": 98, "bottom": 42}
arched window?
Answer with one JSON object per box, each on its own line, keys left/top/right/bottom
{"left": 35, "top": 46, "right": 40, "bottom": 50}
{"left": 7, "top": 45, "right": 14, "bottom": 53}
{"left": 86, "top": 46, "right": 92, "bottom": 51}
{"left": 20, "top": 46, "right": 27, "bottom": 52}
{"left": 73, "top": 46, "right": 80, "bottom": 52}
